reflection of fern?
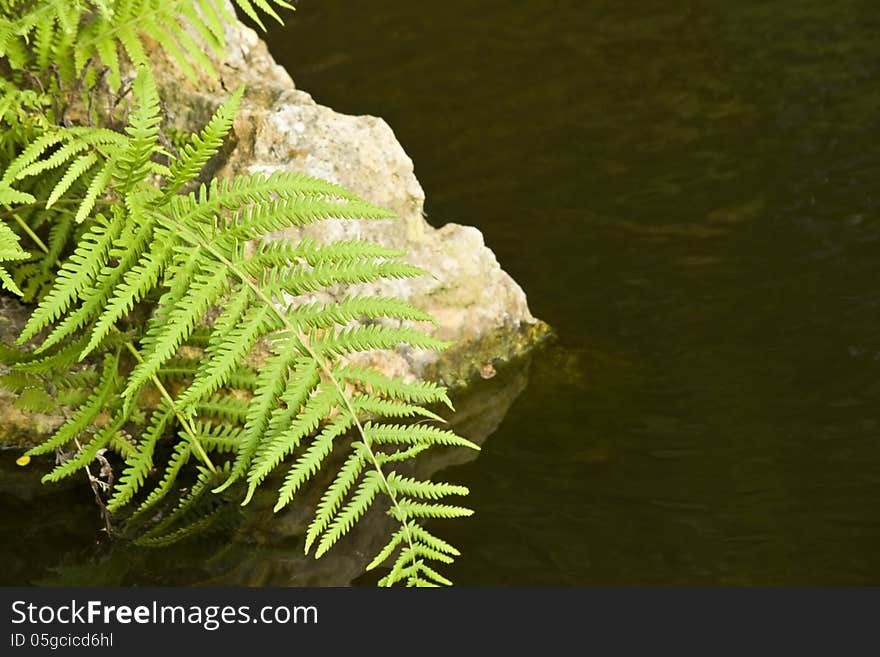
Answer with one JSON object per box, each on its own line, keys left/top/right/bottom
{"left": 1, "top": 1, "right": 477, "bottom": 586}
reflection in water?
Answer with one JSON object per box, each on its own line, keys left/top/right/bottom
{"left": 0, "top": 360, "right": 529, "bottom": 586}
{"left": 3, "top": 0, "right": 880, "bottom": 585}
{"left": 255, "top": 0, "right": 880, "bottom": 584}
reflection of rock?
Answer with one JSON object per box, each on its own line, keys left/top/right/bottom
{"left": 199, "top": 357, "right": 531, "bottom": 586}
{"left": 452, "top": 358, "right": 529, "bottom": 439}
{"left": 7, "top": 356, "right": 530, "bottom": 586}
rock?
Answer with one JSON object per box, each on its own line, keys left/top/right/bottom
{"left": 144, "top": 4, "right": 549, "bottom": 388}
{"left": 0, "top": 6, "right": 548, "bottom": 448}
{"left": 0, "top": 297, "right": 65, "bottom": 449}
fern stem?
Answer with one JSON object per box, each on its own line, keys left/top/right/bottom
{"left": 169, "top": 222, "right": 420, "bottom": 568}
{"left": 123, "top": 340, "right": 217, "bottom": 475}
{"left": 8, "top": 210, "right": 49, "bottom": 254}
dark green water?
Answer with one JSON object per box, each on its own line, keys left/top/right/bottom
{"left": 3, "top": 1, "right": 880, "bottom": 586}
{"left": 260, "top": 0, "right": 880, "bottom": 585}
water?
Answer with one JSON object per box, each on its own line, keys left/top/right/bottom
{"left": 3, "top": 1, "right": 880, "bottom": 585}
{"left": 260, "top": 0, "right": 880, "bottom": 585}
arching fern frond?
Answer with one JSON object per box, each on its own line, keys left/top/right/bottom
{"left": 3, "top": 3, "right": 479, "bottom": 587}
{"left": 24, "top": 351, "right": 120, "bottom": 457}
{"left": 106, "top": 405, "right": 173, "bottom": 513}
{"left": 0, "top": 219, "right": 29, "bottom": 295}
{"left": 17, "top": 211, "right": 124, "bottom": 344}
{"left": 165, "top": 84, "right": 243, "bottom": 196}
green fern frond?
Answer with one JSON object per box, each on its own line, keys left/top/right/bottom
{"left": 41, "top": 408, "right": 128, "bottom": 484}
{"left": 0, "top": 220, "right": 29, "bottom": 295}
{"left": 123, "top": 259, "right": 230, "bottom": 400}
{"left": 75, "top": 157, "right": 118, "bottom": 223}
{"left": 290, "top": 295, "right": 438, "bottom": 331}
{"left": 18, "top": 212, "right": 123, "bottom": 344}
{"left": 59, "top": 0, "right": 294, "bottom": 91}
{"left": 128, "top": 439, "right": 192, "bottom": 522}
{"left": 13, "top": 387, "right": 56, "bottom": 412}
{"left": 25, "top": 351, "right": 119, "bottom": 457}
{"left": 38, "top": 214, "right": 156, "bottom": 353}
{"left": 194, "top": 421, "right": 243, "bottom": 452}
{"left": 130, "top": 463, "right": 237, "bottom": 548}
{"left": 337, "top": 364, "right": 453, "bottom": 409}
{"left": 175, "top": 301, "right": 276, "bottom": 410}
{"left": 364, "top": 422, "right": 480, "bottom": 450}
{"left": 243, "top": 238, "right": 405, "bottom": 273}
{"left": 11, "top": 334, "right": 92, "bottom": 374}
{"left": 165, "top": 85, "right": 243, "bottom": 195}
{"left": 214, "top": 347, "right": 309, "bottom": 493}
{"left": 106, "top": 406, "right": 174, "bottom": 513}
{"left": 233, "top": 0, "right": 292, "bottom": 31}
{"left": 247, "top": 382, "right": 341, "bottom": 500}
{"left": 196, "top": 394, "right": 250, "bottom": 424}
{"left": 373, "top": 444, "right": 431, "bottom": 466}
{"left": 365, "top": 528, "right": 406, "bottom": 571}
{"left": 7, "top": 128, "right": 124, "bottom": 183}
{"left": 46, "top": 154, "right": 98, "bottom": 208}
{"left": 410, "top": 544, "right": 455, "bottom": 565}
{"left": 313, "top": 470, "right": 383, "bottom": 558}
{"left": 0, "top": 183, "right": 36, "bottom": 205}
{"left": 84, "top": 231, "right": 174, "bottom": 357}
{"left": 270, "top": 409, "right": 354, "bottom": 511}
{"left": 115, "top": 67, "right": 162, "bottom": 192}
{"left": 132, "top": 506, "right": 226, "bottom": 547}
{"left": 254, "top": 356, "right": 320, "bottom": 453}
{"left": 352, "top": 396, "right": 445, "bottom": 423}
{"left": 413, "top": 563, "right": 453, "bottom": 587}
{"left": 390, "top": 500, "right": 474, "bottom": 521}
{"left": 377, "top": 549, "right": 418, "bottom": 587}
{"left": 304, "top": 441, "right": 368, "bottom": 552}
{"left": 156, "top": 357, "right": 256, "bottom": 392}
{"left": 408, "top": 524, "right": 461, "bottom": 557}
{"left": 377, "top": 547, "right": 454, "bottom": 588}
{"left": 4, "top": 26, "right": 478, "bottom": 586}
{"left": 0, "top": 370, "right": 42, "bottom": 393}
{"left": 260, "top": 259, "right": 424, "bottom": 298}
{"left": 1, "top": 2, "right": 83, "bottom": 73}
{"left": 38, "top": 213, "right": 74, "bottom": 283}
{"left": 308, "top": 325, "right": 448, "bottom": 358}
{"left": 386, "top": 472, "right": 469, "bottom": 500}
{"left": 2, "top": 130, "right": 65, "bottom": 183}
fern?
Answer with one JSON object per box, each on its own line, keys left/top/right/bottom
{"left": 0, "top": 217, "right": 28, "bottom": 295}
{"left": 0, "top": 0, "right": 478, "bottom": 587}
{"left": 106, "top": 405, "right": 173, "bottom": 512}
{"left": 1, "top": 1, "right": 291, "bottom": 88}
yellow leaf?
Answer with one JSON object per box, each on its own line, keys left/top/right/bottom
{"left": 15, "top": 455, "right": 30, "bottom": 466}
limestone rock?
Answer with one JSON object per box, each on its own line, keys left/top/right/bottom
{"left": 0, "top": 7, "right": 547, "bottom": 448}
{"left": 146, "top": 7, "right": 548, "bottom": 387}
{"left": 0, "top": 297, "right": 64, "bottom": 449}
